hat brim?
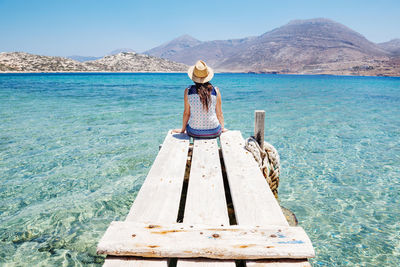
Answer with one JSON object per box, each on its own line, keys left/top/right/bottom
{"left": 187, "top": 65, "right": 214, "bottom": 83}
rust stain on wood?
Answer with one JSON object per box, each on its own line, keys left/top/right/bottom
{"left": 205, "top": 228, "right": 239, "bottom": 231}
{"left": 234, "top": 244, "right": 256, "bottom": 248}
{"left": 146, "top": 224, "right": 161, "bottom": 229}
{"left": 151, "top": 229, "right": 186, "bottom": 234}
{"left": 212, "top": 233, "right": 220, "bottom": 238}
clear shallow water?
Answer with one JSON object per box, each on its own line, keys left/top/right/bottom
{"left": 0, "top": 73, "right": 399, "bottom": 266}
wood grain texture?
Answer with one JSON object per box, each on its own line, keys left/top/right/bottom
{"left": 220, "top": 131, "right": 288, "bottom": 226}
{"left": 97, "top": 222, "right": 315, "bottom": 259}
{"left": 99, "top": 131, "right": 313, "bottom": 266}
{"left": 246, "top": 259, "right": 311, "bottom": 267}
{"left": 125, "top": 132, "right": 190, "bottom": 223}
{"left": 177, "top": 139, "right": 235, "bottom": 267}
{"left": 103, "top": 256, "right": 168, "bottom": 267}
{"left": 182, "top": 139, "right": 230, "bottom": 225}
{"left": 102, "top": 131, "right": 190, "bottom": 266}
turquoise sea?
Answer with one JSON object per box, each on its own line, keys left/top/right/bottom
{"left": 0, "top": 73, "right": 399, "bottom": 266}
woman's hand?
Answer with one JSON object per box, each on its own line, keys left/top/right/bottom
{"left": 222, "top": 128, "right": 229, "bottom": 133}
{"left": 172, "top": 128, "right": 185, "bottom": 134}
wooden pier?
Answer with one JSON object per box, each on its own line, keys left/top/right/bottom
{"left": 97, "top": 111, "right": 314, "bottom": 266}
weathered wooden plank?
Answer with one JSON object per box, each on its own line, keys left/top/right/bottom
{"left": 246, "top": 260, "right": 311, "bottom": 267}
{"left": 220, "top": 131, "right": 288, "bottom": 226}
{"left": 102, "top": 131, "right": 190, "bottom": 266}
{"left": 178, "top": 139, "right": 235, "bottom": 267}
{"left": 255, "top": 110, "right": 265, "bottom": 150}
{"left": 182, "top": 139, "right": 230, "bottom": 225}
{"left": 220, "top": 131, "right": 311, "bottom": 266}
{"left": 97, "top": 222, "right": 315, "bottom": 259}
{"left": 125, "top": 132, "right": 190, "bottom": 223}
{"left": 103, "top": 256, "right": 169, "bottom": 267}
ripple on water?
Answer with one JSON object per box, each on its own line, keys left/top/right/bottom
{"left": 0, "top": 73, "right": 399, "bottom": 266}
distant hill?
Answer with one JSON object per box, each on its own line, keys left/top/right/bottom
{"left": 378, "top": 39, "right": 400, "bottom": 56}
{"left": 146, "top": 18, "right": 400, "bottom": 76}
{"left": 215, "top": 18, "right": 389, "bottom": 72}
{"left": 0, "top": 52, "right": 188, "bottom": 72}
{"left": 145, "top": 34, "right": 202, "bottom": 59}
{"left": 2, "top": 19, "right": 399, "bottom": 76}
{"left": 108, "top": 48, "right": 136, "bottom": 55}
{"left": 67, "top": 55, "right": 102, "bottom": 62}
{"left": 66, "top": 48, "right": 136, "bottom": 62}
{"left": 84, "top": 52, "right": 188, "bottom": 72}
{"left": 0, "top": 52, "right": 91, "bottom": 72}
{"left": 145, "top": 35, "right": 256, "bottom": 67}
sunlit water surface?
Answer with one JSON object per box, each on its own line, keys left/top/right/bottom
{"left": 0, "top": 73, "right": 399, "bottom": 266}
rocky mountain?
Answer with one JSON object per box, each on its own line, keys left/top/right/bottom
{"left": 0, "top": 52, "right": 91, "bottom": 72}
{"left": 145, "top": 35, "right": 256, "bottom": 67}
{"left": 0, "top": 52, "right": 188, "bottom": 72}
{"left": 378, "top": 39, "right": 400, "bottom": 56}
{"left": 216, "top": 18, "right": 389, "bottom": 72}
{"left": 146, "top": 18, "right": 400, "bottom": 76}
{"left": 2, "top": 18, "right": 399, "bottom": 76}
{"left": 83, "top": 52, "right": 188, "bottom": 72}
{"left": 145, "top": 34, "right": 202, "bottom": 59}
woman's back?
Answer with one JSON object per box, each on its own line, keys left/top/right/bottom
{"left": 187, "top": 85, "right": 220, "bottom": 130}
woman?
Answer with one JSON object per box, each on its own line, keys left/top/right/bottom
{"left": 173, "top": 60, "right": 227, "bottom": 138}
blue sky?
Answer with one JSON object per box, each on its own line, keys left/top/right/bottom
{"left": 1, "top": 0, "right": 399, "bottom": 57}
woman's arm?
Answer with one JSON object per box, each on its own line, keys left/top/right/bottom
{"left": 181, "top": 88, "right": 190, "bottom": 132}
{"left": 173, "top": 88, "right": 190, "bottom": 133}
{"left": 215, "top": 87, "right": 227, "bottom": 132}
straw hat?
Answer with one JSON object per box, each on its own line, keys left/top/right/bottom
{"left": 187, "top": 60, "right": 214, "bottom": 83}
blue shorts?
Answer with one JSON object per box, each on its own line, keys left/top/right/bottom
{"left": 186, "top": 124, "right": 222, "bottom": 139}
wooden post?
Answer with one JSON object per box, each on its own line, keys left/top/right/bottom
{"left": 254, "top": 110, "right": 265, "bottom": 150}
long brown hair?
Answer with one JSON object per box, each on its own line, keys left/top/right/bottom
{"left": 195, "top": 82, "right": 213, "bottom": 112}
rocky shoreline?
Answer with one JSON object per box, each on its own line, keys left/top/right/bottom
{"left": 1, "top": 51, "right": 399, "bottom": 77}
{"left": 0, "top": 52, "right": 188, "bottom": 73}
{"left": 2, "top": 71, "right": 398, "bottom": 78}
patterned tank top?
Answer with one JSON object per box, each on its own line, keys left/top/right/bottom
{"left": 187, "top": 85, "right": 220, "bottom": 130}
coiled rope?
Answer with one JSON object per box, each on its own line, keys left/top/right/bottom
{"left": 245, "top": 136, "right": 280, "bottom": 198}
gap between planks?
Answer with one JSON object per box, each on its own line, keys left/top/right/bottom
{"left": 177, "top": 138, "right": 235, "bottom": 267}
